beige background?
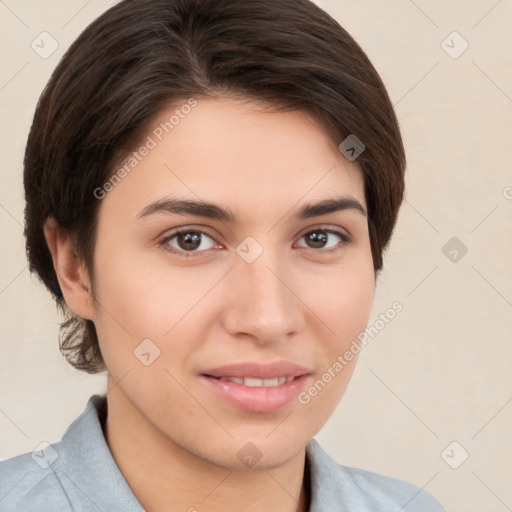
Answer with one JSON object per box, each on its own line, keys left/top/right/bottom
{"left": 1, "top": 1, "right": 511, "bottom": 510}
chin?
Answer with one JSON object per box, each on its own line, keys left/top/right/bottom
{"left": 208, "top": 432, "right": 311, "bottom": 472}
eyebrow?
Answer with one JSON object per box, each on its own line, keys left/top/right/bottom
{"left": 136, "top": 196, "right": 367, "bottom": 222}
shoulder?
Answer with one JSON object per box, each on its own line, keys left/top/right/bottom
{"left": 0, "top": 443, "right": 72, "bottom": 511}
{"left": 306, "top": 439, "right": 447, "bottom": 511}
{"left": 0, "top": 395, "right": 110, "bottom": 512}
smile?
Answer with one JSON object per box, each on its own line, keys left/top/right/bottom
{"left": 200, "top": 360, "right": 312, "bottom": 412}
{"left": 210, "top": 376, "right": 296, "bottom": 386}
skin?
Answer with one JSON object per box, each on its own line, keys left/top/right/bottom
{"left": 44, "top": 97, "right": 375, "bottom": 512}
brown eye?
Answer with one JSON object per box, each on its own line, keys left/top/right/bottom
{"left": 162, "top": 230, "right": 217, "bottom": 255}
{"left": 297, "top": 229, "right": 349, "bottom": 251}
{"left": 305, "top": 230, "right": 329, "bottom": 249}
{"left": 177, "top": 232, "right": 203, "bottom": 251}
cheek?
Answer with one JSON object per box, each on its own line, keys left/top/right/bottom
{"left": 297, "top": 262, "right": 374, "bottom": 418}
{"left": 89, "top": 239, "right": 163, "bottom": 364}
{"left": 90, "top": 243, "right": 221, "bottom": 366}
{"left": 303, "top": 256, "right": 375, "bottom": 346}
{"left": 91, "top": 234, "right": 175, "bottom": 326}
{"left": 338, "top": 269, "right": 374, "bottom": 335}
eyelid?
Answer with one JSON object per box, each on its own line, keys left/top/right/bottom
{"left": 294, "top": 223, "right": 352, "bottom": 243}
{"left": 160, "top": 226, "right": 221, "bottom": 258}
{"left": 159, "top": 223, "right": 352, "bottom": 258}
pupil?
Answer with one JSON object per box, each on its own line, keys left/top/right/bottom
{"left": 176, "top": 231, "right": 329, "bottom": 251}
{"left": 307, "top": 230, "right": 327, "bottom": 248}
{"left": 178, "top": 232, "right": 201, "bottom": 250}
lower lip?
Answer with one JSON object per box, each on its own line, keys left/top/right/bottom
{"left": 200, "top": 375, "right": 310, "bottom": 413}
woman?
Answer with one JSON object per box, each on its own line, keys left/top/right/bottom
{"left": 0, "top": 0, "right": 446, "bottom": 510}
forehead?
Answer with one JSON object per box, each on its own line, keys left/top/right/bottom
{"left": 99, "top": 97, "right": 365, "bottom": 224}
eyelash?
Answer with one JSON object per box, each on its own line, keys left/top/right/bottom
{"left": 159, "top": 226, "right": 352, "bottom": 259}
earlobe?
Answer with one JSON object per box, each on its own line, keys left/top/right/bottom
{"left": 43, "top": 217, "right": 95, "bottom": 320}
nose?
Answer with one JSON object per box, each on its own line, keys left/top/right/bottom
{"left": 221, "top": 248, "right": 304, "bottom": 345}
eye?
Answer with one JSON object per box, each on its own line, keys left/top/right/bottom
{"left": 160, "top": 226, "right": 351, "bottom": 258}
{"left": 296, "top": 228, "right": 350, "bottom": 252}
{"left": 161, "top": 229, "right": 218, "bottom": 256}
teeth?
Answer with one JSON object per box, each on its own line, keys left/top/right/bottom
{"left": 245, "top": 377, "right": 264, "bottom": 387}
{"left": 217, "top": 376, "right": 295, "bottom": 387}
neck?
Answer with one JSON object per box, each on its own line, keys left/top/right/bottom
{"left": 103, "top": 387, "right": 310, "bottom": 512}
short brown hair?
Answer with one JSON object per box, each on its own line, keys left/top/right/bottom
{"left": 23, "top": 0, "right": 406, "bottom": 373}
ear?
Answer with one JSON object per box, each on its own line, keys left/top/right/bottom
{"left": 43, "top": 217, "right": 95, "bottom": 320}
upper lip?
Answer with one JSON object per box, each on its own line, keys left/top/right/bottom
{"left": 202, "top": 361, "right": 312, "bottom": 379}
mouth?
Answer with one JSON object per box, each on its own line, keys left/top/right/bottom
{"left": 207, "top": 375, "right": 296, "bottom": 387}
{"left": 200, "top": 361, "right": 312, "bottom": 413}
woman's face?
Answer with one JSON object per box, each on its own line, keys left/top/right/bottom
{"left": 90, "top": 97, "right": 375, "bottom": 469}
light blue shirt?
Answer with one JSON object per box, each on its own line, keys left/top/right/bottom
{"left": 0, "top": 395, "right": 446, "bottom": 511}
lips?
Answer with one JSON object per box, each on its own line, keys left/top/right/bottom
{"left": 202, "top": 361, "right": 311, "bottom": 380}
{"left": 200, "top": 361, "right": 312, "bottom": 413}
